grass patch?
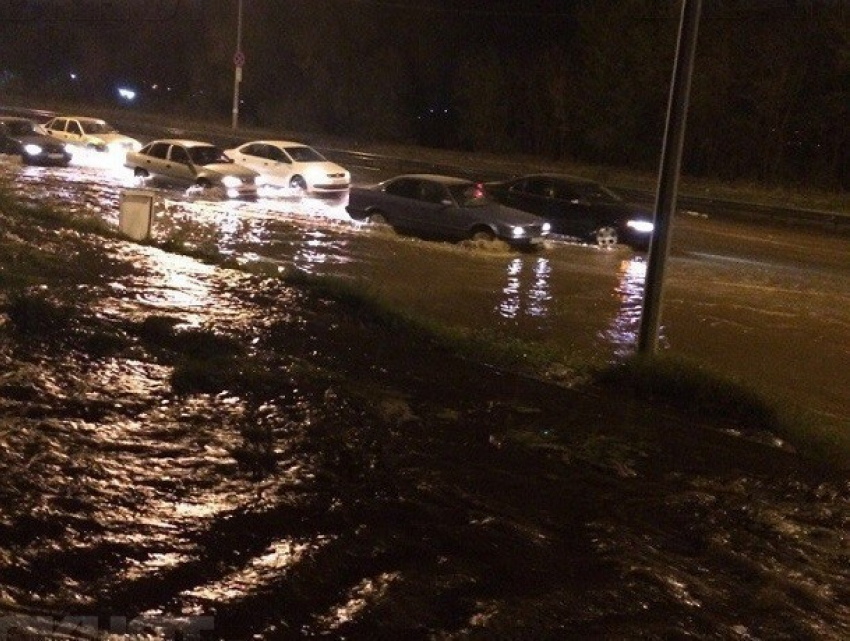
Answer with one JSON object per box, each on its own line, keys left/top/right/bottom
{"left": 170, "top": 353, "right": 284, "bottom": 397}
{"left": 3, "top": 290, "right": 74, "bottom": 335}
{"left": 592, "top": 354, "right": 850, "bottom": 469}
{"left": 593, "top": 354, "right": 780, "bottom": 430}
{"left": 136, "top": 317, "right": 244, "bottom": 359}
{"left": 0, "top": 188, "right": 117, "bottom": 238}
{"left": 0, "top": 247, "right": 68, "bottom": 289}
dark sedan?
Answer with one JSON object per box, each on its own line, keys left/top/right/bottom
{"left": 486, "top": 174, "right": 654, "bottom": 249}
{"left": 0, "top": 117, "right": 71, "bottom": 166}
{"left": 347, "top": 174, "right": 550, "bottom": 247}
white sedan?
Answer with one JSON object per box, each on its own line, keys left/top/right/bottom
{"left": 224, "top": 140, "right": 350, "bottom": 193}
{"left": 126, "top": 139, "right": 259, "bottom": 199}
{"left": 42, "top": 115, "right": 142, "bottom": 154}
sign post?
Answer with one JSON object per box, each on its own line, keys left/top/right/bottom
{"left": 637, "top": 0, "right": 702, "bottom": 354}
{"left": 231, "top": 0, "right": 244, "bottom": 130}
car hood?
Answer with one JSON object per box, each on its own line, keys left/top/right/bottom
{"left": 201, "top": 163, "right": 258, "bottom": 179}
{"left": 8, "top": 133, "right": 62, "bottom": 146}
{"left": 476, "top": 203, "right": 549, "bottom": 226}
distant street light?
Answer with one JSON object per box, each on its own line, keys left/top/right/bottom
{"left": 637, "top": 0, "right": 702, "bottom": 354}
{"left": 231, "top": 0, "right": 244, "bottom": 130}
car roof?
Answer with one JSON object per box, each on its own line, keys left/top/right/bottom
{"left": 516, "top": 173, "right": 600, "bottom": 185}
{"left": 53, "top": 116, "right": 109, "bottom": 124}
{"left": 147, "top": 139, "right": 217, "bottom": 147}
{"left": 241, "top": 140, "right": 312, "bottom": 148}
{"left": 0, "top": 116, "right": 34, "bottom": 123}
{"left": 390, "top": 174, "right": 473, "bottom": 185}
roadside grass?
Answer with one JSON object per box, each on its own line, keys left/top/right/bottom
{"left": 3, "top": 290, "right": 74, "bottom": 335}
{"left": 0, "top": 243, "right": 68, "bottom": 290}
{"left": 0, "top": 186, "right": 117, "bottom": 237}
{"left": 592, "top": 354, "right": 850, "bottom": 469}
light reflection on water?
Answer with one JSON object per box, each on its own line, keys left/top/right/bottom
{"left": 600, "top": 256, "right": 653, "bottom": 358}
{"left": 498, "top": 256, "right": 552, "bottom": 320}
{"left": 133, "top": 251, "right": 218, "bottom": 323}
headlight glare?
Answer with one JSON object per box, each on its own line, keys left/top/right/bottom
{"left": 221, "top": 176, "right": 242, "bottom": 188}
{"left": 23, "top": 144, "right": 43, "bottom": 155}
{"left": 542, "top": 222, "right": 551, "bottom": 233}
{"left": 627, "top": 220, "right": 654, "bottom": 233}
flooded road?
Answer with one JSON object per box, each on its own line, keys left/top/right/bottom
{"left": 0, "top": 151, "right": 848, "bottom": 639}
{"left": 3, "top": 153, "right": 848, "bottom": 421}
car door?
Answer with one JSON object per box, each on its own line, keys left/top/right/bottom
{"left": 44, "top": 118, "right": 68, "bottom": 143}
{"left": 63, "top": 119, "right": 86, "bottom": 146}
{"left": 264, "top": 145, "right": 294, "bottom": 184}
{"left": 511, "top": 177, "right": 582, "bottom": 236}
{"left": 232, "top": 143, "right": 264, "bottom": 172}
{"left": 135, "top": 142, "right": 171, "bottom": 179}
{"left": 550, "top": 181, "right": 600, "bottom": 236}
{"left": 167, "top": 144, "right": 197, "bottom": 184}
{"left": 414, "top": 180, "right": 465, "bottom": 239}
{"left": 503, "top": 177, "right": 556, "bottom": 217}
{"left": 380, "top": 178, "right": 425, "bottom": 229}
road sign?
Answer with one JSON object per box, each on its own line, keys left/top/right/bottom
{"left": 234, "top": 51, "right": 246, "bottom": 68}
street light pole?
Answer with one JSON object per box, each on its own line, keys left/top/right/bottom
{"left": 637, "top": 0, "right": 702, "bottom": 354}
{"left": 231, "top": 0, "right": 244, "bottom": 130}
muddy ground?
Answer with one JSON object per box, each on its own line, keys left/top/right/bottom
{"left": 0, "top": 198, "right": 848, "bottom": 640}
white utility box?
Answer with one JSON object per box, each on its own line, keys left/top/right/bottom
{"left": 118, "top": 190, "right": 159, "bottom": 241}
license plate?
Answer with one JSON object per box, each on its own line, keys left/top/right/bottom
{"left": 48, "top": 153, "right": 64, "bottom": 160}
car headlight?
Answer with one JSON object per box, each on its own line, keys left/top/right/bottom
{"left": 626, "top": 220, "right": 654, "bottom": 233}
{"left": 221, "top": 176, "right": 243, "bottom": 188}
{"left": 542, "top": 222, "right": 551, "bottom": 234}
{"left": 23, "top": 144, "right": 43, "bottom": 156}
{"left": 511, "top": 226, "right": 526, "bottom": 238}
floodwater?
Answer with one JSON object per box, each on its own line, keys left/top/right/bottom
{"left": 4, "top": 152, "right": 849, "bottom": 420}
{"left": 0, "top": 152, "right": 848, "bottom": 639}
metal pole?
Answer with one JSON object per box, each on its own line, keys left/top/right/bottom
{"left": 231, "top": 0, "right": 243, "bottom": 130}
{"left": 637, "top": 0, "right": 702, "bottom": 354}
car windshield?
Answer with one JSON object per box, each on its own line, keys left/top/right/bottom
{"left": 447, "top": 183, "right": 492, "bottom": 207}
{"left": 566, "top": 181, "right": 623, "bottom": 203}
{"left": 3, "top": 121, "right": 37, "bottom": 136}
{"left": 82, "top": 121, "right": 117, "bottom": 135}
{"left": 284, "top": 146, "right": 326, "bottom": 162}
{"left": 187, "top": 145, "right": 231, "bottom": 166}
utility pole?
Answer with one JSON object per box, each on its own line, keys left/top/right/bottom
{"left": 637, "top": 0, "right": 702, "bottom": 354}
{"left": 231, "top": 0, "right": 244, "bottom": 130}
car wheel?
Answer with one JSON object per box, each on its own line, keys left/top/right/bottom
{"left": 594, "top": 225, "right": 618, "bottom": 248}
{"left": 368, "top": 211, "right": 388, "bottom": 225}
{"left": 134, "top": 167, "right": 149, "bottom": 178}
{"left": 470, "top": 227, "right": 496, "bottom": 242}
{"left": 196, "top": 178, "right": 212, "bottom": 190}
{"left": 289, "top": 175, "right": 307, "bottom": 191}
